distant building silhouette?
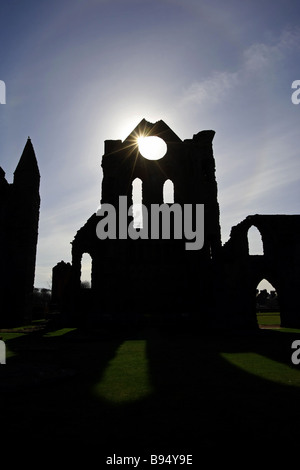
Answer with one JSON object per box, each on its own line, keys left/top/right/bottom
{"left": 52, "top": 119, "right": 300, "bottom": 329}
{"left": 218, "top": 214, "right": 300, "bottom": 328}
{"left": 0, "top": 138, "right": 40, "bottom": 326}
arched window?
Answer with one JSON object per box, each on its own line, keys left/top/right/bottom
{"left": 163, "top": 179, "right": 174, "bottom": 204}
{"left": 81, "top": 253, "right": 92, "bottom": 288}
{"left": 132, "top": 177, "right": 143, "bottom": 228}
{"left": 247, "top": 226, "right": 264, "bottom": 255}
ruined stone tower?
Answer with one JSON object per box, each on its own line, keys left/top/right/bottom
{"left": 0, "top": 138, "right": 40, "bottom": 326}
{"left": 53, "top": 119, "right": 222, "bottom": 326}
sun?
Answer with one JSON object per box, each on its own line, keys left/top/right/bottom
{"left": 137, "top": 135, "right": 167, "bottom": 160}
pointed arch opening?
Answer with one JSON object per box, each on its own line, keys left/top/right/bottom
{"left": 81, "top": 253, "right": 92, "bottom": 288}
{"left": 132, "top": 177, "right": 143, "bottom": 228}
{"left": 248, "top": 225, "right": 264, "bottom": 255}
{"left": 256, "top": 278, "right": 280, "bottom": 329}
{"left": 163, "top": 179, "right": 174, "bottom": 204}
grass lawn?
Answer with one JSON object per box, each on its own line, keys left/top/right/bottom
{"left": 257, "top": 311, "right": 281, "bottom": 326}
{"left": 92, "top": 339, "right": 154, "bottom": 404}
{"left": 1, "top": 317, "right": 300, "bottom": 462}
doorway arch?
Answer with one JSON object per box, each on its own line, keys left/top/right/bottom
{"left": 256, "top": 278, "right": 280, "bottom": 328}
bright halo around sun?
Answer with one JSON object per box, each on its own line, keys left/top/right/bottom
{"left": 137, "top": 135, "right": 167, "bottom": 160}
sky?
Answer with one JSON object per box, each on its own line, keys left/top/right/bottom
{"left": 0, "top": 0, "right": 299, "bottom": 290}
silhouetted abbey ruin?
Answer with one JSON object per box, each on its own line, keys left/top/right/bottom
{"left": 0, "top": 138, "right": 40, "bottom": 326}
{"left": 1, "top": 121, "right": 299, "bottom": 329}
{"left": 52, "top": 119, "right": 300, "bottom": 329}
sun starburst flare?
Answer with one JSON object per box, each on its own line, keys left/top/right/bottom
{"left": 137, "top": 135, "right": 167, "bottom": 160}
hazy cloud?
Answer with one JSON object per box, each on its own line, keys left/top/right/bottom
{"left": 181, "top": 27, "right": 300, "bottom": 106}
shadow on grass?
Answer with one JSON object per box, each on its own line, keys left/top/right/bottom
{"left": 1, "top": 320, "right": 300, "bottom": 461}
